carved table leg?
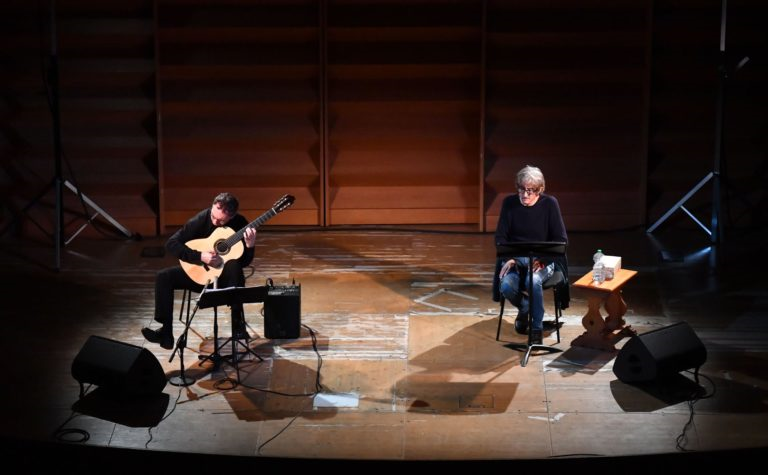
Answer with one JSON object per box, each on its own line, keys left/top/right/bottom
{"left": 603, "top": 290, "right": 628, "bottom": 332}
{"left": 582, "top": 294, "right": 606, "bottom": 335}
{"left": 571, "top": 293, "right": 615, "bottom": 351}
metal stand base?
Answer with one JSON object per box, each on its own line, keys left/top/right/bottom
{"left": 505, "top": 341, "right": 562, "bottom": 368}
{"left": 169, "top": 374, "right": 196, "bottom": 387}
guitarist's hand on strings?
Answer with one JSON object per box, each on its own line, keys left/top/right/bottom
{"left": 199, "top": 228, "right": 255, "bottom": 269}
{"left": 243, "top": 227, "right": 257, "bottom": 248}
{"left": 201, "top": 251, "right": 222, "bottom": 268}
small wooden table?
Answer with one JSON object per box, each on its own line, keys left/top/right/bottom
{"left": 571, "top": 268, "right": 638, "bottom": 351}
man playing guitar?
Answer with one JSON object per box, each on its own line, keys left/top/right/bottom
{"left": 142, "top": 192, "right": 257, "bottom": 349}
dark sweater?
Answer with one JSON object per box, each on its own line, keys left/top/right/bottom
{"left": 494, "top": 193, "right": 567, "bottom": 245}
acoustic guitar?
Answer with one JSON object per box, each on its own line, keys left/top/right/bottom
{"left": 180, "top": 194, "right": 294, "bottom": 285}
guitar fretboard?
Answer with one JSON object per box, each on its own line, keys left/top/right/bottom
{"left": 222, "top": 208, "right": 278, "bottom": 248}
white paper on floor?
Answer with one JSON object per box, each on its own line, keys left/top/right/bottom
{"left": 313, "top": 392, "right": 360, "bottom": 408}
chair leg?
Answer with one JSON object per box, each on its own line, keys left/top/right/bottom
{"left": 178, "top": 289, "right": 190, "bottom": 324}
{"left": 178, "top": 288, "right": 199, "bottom": 341}
{"left": 553, "top": 287, "right": 562, "bottom": 344}
{"left": 496, "top": 299, "right": 505, "bottom": 341}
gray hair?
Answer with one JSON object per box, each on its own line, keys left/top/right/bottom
{"left": 212, "top": 192, "right": 239, "bottom": 215}
{"left": 516, "top": 165, "right": 546, "bottom": 192}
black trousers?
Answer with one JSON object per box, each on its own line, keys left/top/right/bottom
{"left": 154, "top": 261, "right": 245, "bottom": 334}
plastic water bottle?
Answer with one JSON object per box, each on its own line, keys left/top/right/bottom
{"left": 592, "top": 249, "right": 605, "bottom": 284}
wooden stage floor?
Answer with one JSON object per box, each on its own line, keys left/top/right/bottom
{"left": 1, "top": 226, "right": 766, "bottom": 470}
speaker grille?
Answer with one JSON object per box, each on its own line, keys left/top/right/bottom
{"left": 264, "top": 285, "right": 301, "bottom": 339}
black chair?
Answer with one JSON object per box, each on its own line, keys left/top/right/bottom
{"left": 492, "top": 242, "right": 569, "bottom": 366}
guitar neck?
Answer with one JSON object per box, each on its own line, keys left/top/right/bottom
{"left": 224, "top": 208, "right": 277, "bottom": 247}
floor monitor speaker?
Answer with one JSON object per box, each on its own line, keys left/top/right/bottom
{"left": 71, "top": 335, "right": 167, "bottom": 396}
{"left": 613, "top": 322, "right": 707, "bottom": 383}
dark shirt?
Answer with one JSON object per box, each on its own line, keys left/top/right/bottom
{"left": 166, "top": 208, "right": 255, "bottom": 267}
{"left": 494, "top": 193, "right": 567, "bottom": 245}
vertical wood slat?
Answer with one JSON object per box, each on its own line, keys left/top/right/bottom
{"left": 320, "top": 0, "right": 329, "bottom": 227}
{"left": 478, "top": 0, "right": 488, "bottom": 232}
{"left": 154, "top": 0, "right": 165, "bottom": 233}
{"left": 638, "top": 0, "right": 654, "bottom": 228}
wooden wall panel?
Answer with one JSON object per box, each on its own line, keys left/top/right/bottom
{"left": 59, "top": 2, "right": 156, "bottom": 235}
{"left": 4, "top": 0, "right": 764, "bottom": 237}
{"left": 483, "top": 0, "right": 652, "bottom": 232}
{"left": 326, "top": 0, "right": 482, "bottom": 226}
{"left": 156, "top": 0, "right": 321, "bottom": 231}
{"left": 1, "top": 0, "right": 158, "bottom": 238}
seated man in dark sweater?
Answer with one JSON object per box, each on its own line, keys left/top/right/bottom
{"left": 495, "top": 165, "right": 568, "bottom": 345}
{"left": 142, "top": 192, "right": 257, "bottom": 349}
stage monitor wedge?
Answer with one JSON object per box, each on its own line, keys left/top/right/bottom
{"left": 72, "top": 335, "right": 167, "bottom": 396}
{"left": 613, "top": 322, "right": 707, "bottom": 383}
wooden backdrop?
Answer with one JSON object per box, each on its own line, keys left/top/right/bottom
{"left": 2, "top": 0, "right": 765, "bottom": 236}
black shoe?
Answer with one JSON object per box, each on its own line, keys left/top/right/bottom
{"left": 142, "top": 327, "right": 174, "bottom": 350}
{"left": 514, "top": 314, "right": 529, "bottom": 335}
{"left": 530, "top": 329, "right": 543, "bottom": 345}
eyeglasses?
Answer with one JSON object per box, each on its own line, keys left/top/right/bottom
{"left": 518, "top": 187, "right": 540, "bottom": 195}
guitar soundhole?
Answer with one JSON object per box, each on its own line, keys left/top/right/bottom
{"left": 215, "top": 240, "right": 229, "bottom": 254}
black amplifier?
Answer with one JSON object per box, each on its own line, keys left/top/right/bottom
{"left": 264, "top": 285, "right": 301, "bottom": 339}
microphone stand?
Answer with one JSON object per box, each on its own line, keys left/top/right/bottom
{"left": 168, "top": 280, "right": 212, "bottom": 387}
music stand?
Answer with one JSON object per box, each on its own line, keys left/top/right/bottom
{"left": 197, "top": 285, "right": 268, "bottom": 383}
{"left": 496, "top": 241, "right": 567, "bottom": 367}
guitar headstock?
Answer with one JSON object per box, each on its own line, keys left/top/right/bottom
{"left": 272, "top": 194, "right": 295, "bottom": 214}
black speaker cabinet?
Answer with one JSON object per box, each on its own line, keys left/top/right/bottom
{"left": 264, "top": 285, "right": 301, "bottom": 339}
{"left": 71, "top": 336, "right": 167, "bottom": 396}
{"left": 613, "top": 322, "right": 707, "bottom": 383}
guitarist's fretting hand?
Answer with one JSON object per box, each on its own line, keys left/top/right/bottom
{"left": 243, "top": 227, "right": 257, "bottom": 248}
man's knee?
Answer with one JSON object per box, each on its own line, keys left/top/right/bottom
{"left": 156, "top": 267, "right": 177, "bottom": 289}
{"left": 219, "top": 263, "right": 245, "bottom": 285}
